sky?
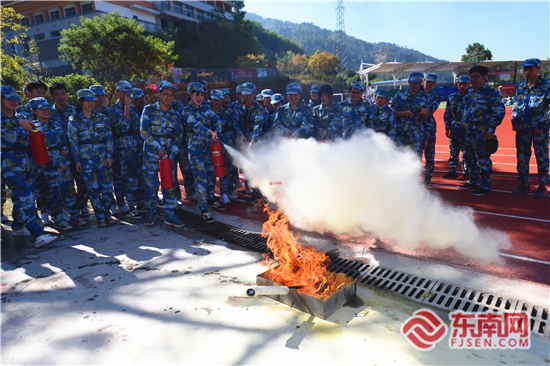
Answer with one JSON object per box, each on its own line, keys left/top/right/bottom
{"left": 243, "top": 1, "right": 549, "bottom": 65}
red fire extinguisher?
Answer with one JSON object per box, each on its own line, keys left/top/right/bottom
{"left": 210, "top": 142, "right": 226, "bottom": 177}
{"left": 159, "top": 157, "right": 173, "bottom": 189}
{"left": 29, "top": 128, "right": 50, "bottom": 165}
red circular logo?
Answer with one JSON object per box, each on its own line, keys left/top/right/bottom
{"left": 401, "top": 309, "right": 448, "bottom": 351}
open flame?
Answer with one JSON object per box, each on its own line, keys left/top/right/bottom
{"left": 260, "top": 204, "right": 348, "bottom": 298}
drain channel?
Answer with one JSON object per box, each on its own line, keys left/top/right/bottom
{"left": 177, "top": 209, "right": 549, "bottom": 338}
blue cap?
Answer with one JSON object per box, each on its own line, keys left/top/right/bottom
{"left": 255, "top": 94, "right": 263, "bottom": 102}
{"left": 221, "top": 88, "right": 230, "bottom": 95}
{"left": 261, "top": 89, "right": 274, "bottom": 98}
{"left": 350, "top": 81, "right": 365, "bottom": 91}
{"left": 198, "top": 79, "right": 208, "bottom": 88}
{"left": 409, "top": 72, "right": 424, "bottom": 83}
{"left": 89, "top": 85, "right": 107, "bottom": 96}
{"left": 310, "top": 84, "right": 321, "bottom": 93}
{"left": 241, "top": 82, "right": 256, "bottom": 96}
{"left": 235, "top": 85, "right": 243, "bottom": 94}
{"left": 1, "top": 85, "right": 21, "bottom": 100}
{"left": 521, "top": 58, "right": 541, "bottom": 68}
{"left": 29, "top": 97, "right": 52, "bottom": 110}
{"left": 457, "top": 75, "right": 470, "bottom": 83}
{"left": 271, "top": 93, "right": 284, "bottom": 104}
{"left": 158, "top": 80, "right": 177, "bottom": 92}
{"left": 131, "top": 88, "right": 144, "bottom": 98}
{"left": 187, "top": 82, "right": 205, "bottom": 93}
{"left": 424, "top": 73, "right": 437, "bottom": 82}
{"left": 115, "top": 80, "right": 132, "bottom": 92}
{"left": 286, "top": 83, "right": 301, "bottom": 94}
{"left": 77, "top": 89, "right": 97, "bottom": 101}
{"left": 375, "top": 88, "right": 389, "bottom": 98}
{"left": 211, "top": 89, "right": 224, "bottom": 100}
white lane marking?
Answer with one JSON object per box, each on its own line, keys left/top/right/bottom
{"left": 498, "top": 253, "right": 550, "bottom": 265}
{"left": 432, "top": 168, "right": 536, "bottom": 179}
{"left": 427, "top": 158, "right": 537, "bottom": 167}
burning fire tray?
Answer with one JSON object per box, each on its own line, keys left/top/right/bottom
{"left": 256, "top": 266, "right": 356, "bottom": 320}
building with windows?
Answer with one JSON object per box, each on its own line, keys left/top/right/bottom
{"left": 2, "top": 1, "right": 234, "bottom": 75}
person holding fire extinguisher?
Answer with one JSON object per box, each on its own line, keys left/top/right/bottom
{"left": 1, "top": 85, "right": 58, "bottom": 247}
{"left": 29, "top": 97, "right": 88, "bottom": 231}
{"left": 68, "top": 89, "right": 116, "bottom": 228}
{"left": 183, "top": 82, "right": 224, "bottom": 224}
{"left": 140, "top": 80, "right": 185, "bottom": 228}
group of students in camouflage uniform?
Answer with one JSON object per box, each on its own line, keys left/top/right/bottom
{"left": 1, "top": 57, "right": 547, "bottom": 247}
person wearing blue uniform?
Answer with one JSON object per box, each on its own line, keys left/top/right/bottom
{"left": 340, "top": 81, "right": 371, "bottom": 139}
{"left": 308, "top": 84, "right": 322, "bottom": 108}
{"left": 68, "top": 89, "right": 116, "bottom": 227}
{"left": 29, "top": 97, "right": 87, "bottom": 231}
{"left": 1, "top": 85, "right": 58, "bottom": 247}
{"left": 221, "top": 88, "right": 232, "bottom": 110}
{"left": 421, "top": 73, "right": 442, "bottom": 185}
{"left": 131, "top": 88, "right": 146, "bottom": 117}
{"left": 458, "top": 66, "right": 505, "bottom": 196}
{"left": 90, "top": 85, "right": 111, "bottom": 117}
{"left": 273, "top": 83, "right": 313, "bottom": 138}
{"left": 183, "top": 82, "right": 224, "bottom": 223}
{"left": 443, "top": 75, "right": 471, "bottom": 180}
{"left": 511, "top": 58, "right": 550, "bottom": 199}
{"left": 392, "top": 72, "right": 434, "bottom": 156}
{"left": 312, "top": 84, "right": 343, "bottom": 140}
{"left": 140, "top": 81, "right": 185, "bottom": 227}
{"left": 366, "top": 88, "right": 397, "bottom": 141}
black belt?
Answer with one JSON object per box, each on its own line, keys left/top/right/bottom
{"left": 151, "top": 134, "right": 173, "bottom": 138}
{"left": 79, "top": 140, "right": 106, "bottom": 145}
{"left": 47, "top": 145, "right": 63, "bottom": 151}
{"left": 2, "top": 146, "right": 31, "bottom": 152}
{"left": 114, "top": 132, "right": 141, "bottom": 138}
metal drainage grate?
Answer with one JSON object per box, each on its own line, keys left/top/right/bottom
{"left": 177, "top": 209, "right": 549, "bottom": 339}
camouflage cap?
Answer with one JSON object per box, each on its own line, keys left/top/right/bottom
{"left": 521, "top": 58, "right": 541, "bottom": 68}
{"left": 77, "top": 89, "right": 97, "bottom": 101}
{"left": 457, "top": 75, "right": 470, "bottom": 83}
{"left": 221, "top": 88, "right": 230, "bottom": 95}
{"left": 1, "top": 85, "right": 21, "bottom": 100}
{"left": 350, "top": 81, "right": 365, "bottom": 91}
{"left": 271, "top": 93, "right": 284, "bottom": 104}
{"left": 158, "top": 81, "right": 177, "bottom": 93}
{"left": 286, "top": 83, "right": 302, "bottom": 94}
{"left": 241, "top": 82, "right": 256, "bottom": 96}
{"left": 198, "top": 79, "right": 208, "bottom": 88}
{"left": 261, "top": 89, "right": 274, "bottom": 98}
{"left": 235, "top": 85, "right": 243, "bottom": 94}
{"left": 210, "top": 89, "right": 224, "bottom": 100}
{"left": 409, "top": 72, "right": 424, "bottom": 83}
{"left": 375, "top": 88, "right": 389, "bottom": 98}
{"left": 115, "top": 80, "right": 132, "bottom": 92}
{"left": 89, "top": 85, "right": 107, "bottom": 96}
{"left": 131, "top": 88, "right": 144, "bottom": 98}
{"left": 29, "top": 97, "right": 52, "bottom": 110}
{"left": 256, "top": 94, "right": 263, "bottom": 102}
{"left": 424, "top": 73, "right": 437, "bottom": 82}
{"left": 310, "top": 84, "right": 322, "bottom": 93}
{"left": 187, "top": 82, "right": 205, "bottom": 93}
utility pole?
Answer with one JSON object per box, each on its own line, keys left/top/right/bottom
{"left": 335, "top": 0, "right": 346, "bottom": 67}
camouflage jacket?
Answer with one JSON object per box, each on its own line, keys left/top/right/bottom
{"left": 391, "top": 89, "right": 434, "bottom": 140}
{"left": 1, "top": 111, "right": 33, "bottom": 172}
{"left": 109, "top": 101, "right": 142, "bottom": 151}
{"left": 272, "top": 101, "right": 313, "bottom": 138}
{"left": 443, "top": 92, "right": 468, "bottom": 131}
{"left": 461, "top": 83, "right": 505, "bottom": 135}
{"left": 67, "top": 110, "right": 113, "bottom": 163}
{"left": 512, "top": 77, "right": 550, "bottom": 132}
{"left": 183, "top": 103, "right": 223, "bottom": 154}
{"left": 140, "top": 101, "right": 183, "bottom": 161}
{"left": 312, "top": 103, "right": 344, "bottom": 139}
{"left": 366, "top": 104, "right": 397, "bottom": 139}
{"left": 340, "top": 98, "right": 371, "bottom": 139}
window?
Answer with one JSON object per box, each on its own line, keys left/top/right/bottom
{"left": 50, "top": 30, "right": 61, "bottom": 38}
{"left": 65, "top": 7, "right": 75, "bottom": 17}
{"left": 22, "top": 42, "right": 30, "bottom": 52}
{"left": 34, "top": 14, "right": 44, "bottom": 23}
{"left": 133, "top": 15, "right": 138, "bottom": 20}
{"left": 197, "top": 10, "right": 204, "bottom": 20}
{"left": 174, "top": 4, "right": 182, "bottom": 14}
{"left": 34, "top": 33, "right": 45, "bottom": 41}
{"left": 20, "top": 17, "right": 29, "bottom": 26}
{"left": 82, "top": 3, "right": 93, "bottom": 13}
{"left": 161, "top": 18, "right": 168, "bottom": 28}
{"left": 49, "top": 10, "right": 59, "bottom": 20}
{"left": 185, "top": 7, "right": 193, "bottom": 18}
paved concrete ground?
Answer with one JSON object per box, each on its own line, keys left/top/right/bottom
{"left": 1, "top": 212, "right": 549, "bottom": 365}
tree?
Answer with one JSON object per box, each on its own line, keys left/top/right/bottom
{"left": 308, "top": 50, "right": 340, "bottom": 80}
{"left": 1, "top": 7, "right": 28, "bottom": 89}
{"left": 231, "top": 1, "right": 246, "bottom": 24}
{"left": 291, "top": 54, "right": 308, "bottom": 75}
{"left": 45, "top": 74, "right": 98, "bottom": 106}
{"left": 58, "top": 11, "right": 175, "bottom": 101}
{"left": 461, "top": 43, "right": 493, "bottom": 62}
{"left": 236, "top": 54, "right": 269, "bottom": 71}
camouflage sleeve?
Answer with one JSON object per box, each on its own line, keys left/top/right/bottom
{"left": 187, "top": 111, "right": 212, "bottom": 137}
{"left": 295, "top": 107, "right": 314, "bottom": 138}
{"left": 140, "top": 106, "right": 162, "bottom": 153}
{"left": 102, "top": 114, "right": 113, "bottom": 159}
{"left": 326, "top": 106, "right": 343, "bottom": 138}
{"left": 443, "top": 97, "right": 453, "bottom": 130}
{"left": 488, "top": 92, "right": 506, "bottom": 134}
{"left": 429, "top": 93, "right": 440, "bottom": 114}
{"left": 51, "top": 115, "right": 68, "bottom": 150}
{"left": 169, "top": 113, "right": 183, "bottom": 161}
{"left": 67, "top": 118, "right": 81, "bottom": 164}
{"left": 273, "top": 109, "right": 290, "bottom": 135}
{"left": 536, "top": 91, "right": 550, "bottom": 131}
{"left": 252, "top": 109, "right": 265, "bottom": 141}
{"left": 387, "top": 108, "right": 398, "bottom": 140}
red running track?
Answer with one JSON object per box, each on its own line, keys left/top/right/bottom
{"left": 175, "top": 107, "right": 550, "bottom": 286}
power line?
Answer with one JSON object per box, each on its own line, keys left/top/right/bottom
{"left": 347, "top": 1, "right": 394, "bottom": 43}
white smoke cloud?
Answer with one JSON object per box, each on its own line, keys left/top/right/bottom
{"left": 226, "top": 130, "right": 511, "bottom": 263}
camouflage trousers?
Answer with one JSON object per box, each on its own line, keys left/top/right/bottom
{"left": 80, "top": 158, "right": 114, "bottom": 222}
{"left": 188, "top": 150, "right": 216, "bottom": 211}
{"left": 515, "top": 131, "right": 549, "bottom": 185}
{"left": 2, "top": 169, "right": 44, "bottom": 239}
{"left": 142, "top": 157, "right": 178, "bottom": 216}
{"left": 41, "top": 175, "right": 80, "bottom": 226}
{"left": 448, "top": 127, "right": 469, "bottom": 174}
{"left": 464, "top": 132, "right": 493, "bottom": 190}
{"left": 31, "top": 169, "right": 48, "bottom": 212}
{"left": 70, "top": 155, "right": 89, "bottom": 210}
{"left": 396, "top": 131, "right": 423, "bottom": 157}
{"left": 174, "top": 150, "right": 196, "bottom": 199}
{"left": 114, "top": 149, "right": 144, "bottom": 207}
{"left": 422, "top": 130, "right": 436, "bottom": 178}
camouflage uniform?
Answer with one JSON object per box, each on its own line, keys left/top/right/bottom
{"left": 140, "top": 100, "right": 183, "bottom": 217}
{"left": 68, "top": 109, "right": 114, "bottom": 223}
{"left": 422, "top": 89, "right": 442, "bottom": 179}
{"left": 461, "top": 83, "right": 505, "bottom": 190}
{"left": 172, "top": 100, "right": 196, "bottom": 199}
{"left": 366, "top": 103, "right": 397, "bottom": 141}
{"left": 444, "top": 91, "right": 470, "bottom": 175}
{"left": 512, "top": 76, "right": 550, "bottom": 186}
{"left": 212, "top": 101, "right": 237, "bottom": 196}
{"left": 308, "top": 84, "right": 322, "bottom": 108}
{"left": 230, "top": 99, "right": 262, "bottom": 141}
{"left": 340, "top": 98, "right": 371, "bottom": 139}
{"left": 312, "top": 103, "right": 344, "bottom": 140}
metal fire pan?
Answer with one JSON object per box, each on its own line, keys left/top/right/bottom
{"left": 256, "top": 267, "right": 356, "bottom": 320}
